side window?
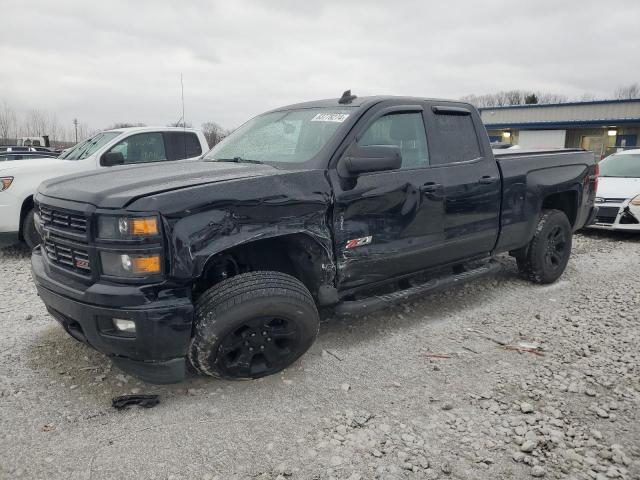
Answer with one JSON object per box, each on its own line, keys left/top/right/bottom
{"left": 358, "top": 112, "right": 429, "bottom": 169}
{"left": 107, "top": 133, "right": 167, "bottom": 164}
{"left": 164, "top": 132, "right": 203, "bottom": 160}
{"left": 430, "top": 112, "right": 481, "bottom": 165}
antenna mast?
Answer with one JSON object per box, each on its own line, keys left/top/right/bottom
{"left": 181, "top": 74, "right": 186, "bottom": 158}
{"left": 181, "top": 73, "right": 185, "bottom": 129}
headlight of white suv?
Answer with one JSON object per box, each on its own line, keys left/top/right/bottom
{"left": 0, "top": 177, "right": 13, "bottom": 192}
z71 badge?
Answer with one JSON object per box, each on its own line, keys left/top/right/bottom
{"left": 345, "top": 236, "right": 372, "bottom": 249}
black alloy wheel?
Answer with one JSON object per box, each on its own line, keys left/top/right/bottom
{"left": 189, "top": 271, "right": 320, "bottom": 380}
{"left": 217, "top": 316, "right": 301, "bottom": 378}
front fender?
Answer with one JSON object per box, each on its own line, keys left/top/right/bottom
{"left": 156, "top": 170, "right": 334, "bottom": 280}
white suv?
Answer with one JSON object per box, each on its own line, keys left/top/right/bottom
{"left": 0, "top": 126, "right": 209, "bottom": 248}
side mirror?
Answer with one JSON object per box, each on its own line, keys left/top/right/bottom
{"left": 340, "top": 144, "right": 402, "bottom": 175}
{"left": 101, "top": 151, "right": 125, "bottom": 167}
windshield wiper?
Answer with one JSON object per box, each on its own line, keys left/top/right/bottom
{"left": 215, "top": 157, "right": 263, "bottom": 164}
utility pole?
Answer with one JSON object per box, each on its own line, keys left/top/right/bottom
{"left": 73, "top": 118, "right": 78, "bottom": 142}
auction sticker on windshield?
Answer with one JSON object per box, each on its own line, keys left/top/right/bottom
{"left": 311, "top": 113, "right": 350, "bottom": 123}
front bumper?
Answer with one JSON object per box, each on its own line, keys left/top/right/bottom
{"left": 589, "top": 201, "right": 640, "bottom": 232}
{"left": 32, "top": 248, "right": 194, "bottom": 384}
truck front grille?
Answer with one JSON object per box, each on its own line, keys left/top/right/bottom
{"left": 43, "top": 238, "right": 91, "bottom": 274}
{"left": 39, "top": 204, "right": 87, "bottom": 233}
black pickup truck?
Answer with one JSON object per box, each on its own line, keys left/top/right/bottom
{"left": 31, "top": 92, "right": 598, "bottom": 384}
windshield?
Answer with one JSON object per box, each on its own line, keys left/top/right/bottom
{"left": 204, "top": 107, "right": 355, "bottom": 164}
{"left": 59, "top": 131, "right": 122, "bottom": 161}
{"left": 599, "top": 153, "right": 640, "bottom": 178}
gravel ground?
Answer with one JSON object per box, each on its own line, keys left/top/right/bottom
{"left": 0, "top": 231, "right": 638, "bottom": 480}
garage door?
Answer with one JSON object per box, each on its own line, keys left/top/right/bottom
{"left": 518, "top": 130, "right": 566, "bottom": 149}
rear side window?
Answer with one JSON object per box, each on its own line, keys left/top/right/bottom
{"left": 164, "top": 132, "right": 202, "bottom": 160}
{"left": 430, "top": 111, "right": 481, "bottom": 165}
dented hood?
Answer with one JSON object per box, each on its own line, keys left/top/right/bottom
{"left": 38, "top": 160, "right": 279, "bottom": 209}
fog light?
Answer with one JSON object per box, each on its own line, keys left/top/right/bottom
{"left": 113, "top": 318, "right": 136, "bottom": 333}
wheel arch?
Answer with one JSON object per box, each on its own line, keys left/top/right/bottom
{"left": 193, "top": 232, "right": 337, "bottom": 305}
{"left": 541, "top": 190, "right": 578, "bottom": 227}
{"left": 18, "top": 194, "right": 34, "bottom": 240}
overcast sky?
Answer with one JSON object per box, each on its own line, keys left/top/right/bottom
{"left": 1, "top": 0, "right": 639, "bottom": 132}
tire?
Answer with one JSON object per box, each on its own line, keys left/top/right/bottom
{"left": 22, "top": 208, "right": 41, "bottom": 249}
{"left": 189, "top": 271, "right": 320, "bottom": 380}
{"left": 516, "top": 209, "right": 572, "bottom": 284}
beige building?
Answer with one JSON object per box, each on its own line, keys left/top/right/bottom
{"left": 480, "top": 99, "right": 640, "bottom": 158}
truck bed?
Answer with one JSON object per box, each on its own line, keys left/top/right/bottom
{"left": 494, "top": 148, "right": 597, "bottom": 254}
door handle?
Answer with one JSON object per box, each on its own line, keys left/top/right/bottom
{"left": 420, "top": 182, "right": 442, "bottom": 193}
{"left": 478, "top": 176, "right": 498, "bottom": 184}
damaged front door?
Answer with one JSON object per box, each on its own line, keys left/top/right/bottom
{"left": 329, "top": 103, "right": 445, "bottom": 290}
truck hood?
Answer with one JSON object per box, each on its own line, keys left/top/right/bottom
{"left": 597, "top": 176, "right": 640, "bottom": 200}
{"left": 38, "top": 160, "right": 281, "bottom": 209}
{"left": 0, "top": 156, "right": 70, "bottom": 174}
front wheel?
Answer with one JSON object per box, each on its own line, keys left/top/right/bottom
{"left": 22, "top": 208, "right": 41, "bottom": 249}
{"left": 189, "top": 271, "right": 320, "bottom": 380}
{"left": 516, "top": 209, "right": 572, "bottom": 284}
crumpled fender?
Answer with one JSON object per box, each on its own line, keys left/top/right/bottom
{"left": 149, "top": 169, "right": 335, "bottom": 280}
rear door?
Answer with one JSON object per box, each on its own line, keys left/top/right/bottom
{"left": 422, "top": 103, "right": 501, "bottom": 262}
{"left": 329, "top": 101, "right": 446, "bottom": 290}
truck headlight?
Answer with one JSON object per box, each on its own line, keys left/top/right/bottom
{"left": 0, "top": 177, "right": 13, "bottom": 192}
{"left": 100, "top": 251, "right": 162, "bottom": 277}
{"left": 631, "top": 195, "right": 640, "bottom": 206}
{"left": 98, "top": 215, "right": 159, "bottom": 239}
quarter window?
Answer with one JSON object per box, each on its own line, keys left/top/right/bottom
{"left": 358, "top": 113, "right": 429, "bottom": 169}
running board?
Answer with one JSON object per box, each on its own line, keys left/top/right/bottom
{"left": 334, "top": 261, "right": 502, "bottom": 317}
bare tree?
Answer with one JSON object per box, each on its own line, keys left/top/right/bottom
{"left": 614, "top": 83, "right": 640, "bottom": 99}
{"left": 23, "top": 109, "right": 50, "bottom": 137}
{"left": 537, "top": 93, "right": 568, "bottom": 104}
{"left": 580, "top": 93, "right": 598, "bottom": 102}
{"left": 168, "top": 121, "right": 192, "bottom": 128}
{"left": 109, "top": 122, "right": 147, "bottom": 129}
{"left": 201, "top": 121, "right": 228, "bottom": 147}
{"left": 0, "top": 100, "right": 18, "bottom": 142}
{"left": 462, "top": 90, "right": 568, "bottom": 107}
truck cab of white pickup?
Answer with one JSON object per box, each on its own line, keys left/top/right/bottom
{"left": 0, "top": 126, "right": 209, "bottom": 248}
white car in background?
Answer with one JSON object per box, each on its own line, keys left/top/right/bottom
{"left": 592, "top": 149, "right": 640, "bottom": 231}
{"left": 0, "top": 127, "right": 209, "bottom": 248}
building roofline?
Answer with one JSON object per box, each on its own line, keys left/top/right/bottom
{"left": 479, "top": 98, "right": 640, "bottom": 111}
{"left": 484, "top": 118, "right": 640, "bottom": 130}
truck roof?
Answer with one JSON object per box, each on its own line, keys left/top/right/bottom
{"left": 105, "top": 126, "right": 202, "bottom": 134}
{"left": 268, "top": 95, "right": 468, "bottom": 113}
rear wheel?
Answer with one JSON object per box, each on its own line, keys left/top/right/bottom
{"left": 22, "top": 208, "right": 40, "bottom": 249}
{"left": 516, "top": 209, "right": 572, "bottom": 284}
{"left": 189, "top": 271, "right": 319, "bottom": 379}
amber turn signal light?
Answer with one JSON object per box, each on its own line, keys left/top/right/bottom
{"left": 129, "top": 254, "right": 161, "bottom": 274}
{"left": 130, "top": 217, "right": 158, "bottom": 236}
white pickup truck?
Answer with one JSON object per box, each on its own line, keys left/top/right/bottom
{"left": 0, "top": 126, "right": 209, "bottom": 248}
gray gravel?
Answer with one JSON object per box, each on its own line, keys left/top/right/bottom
{"left": 0, "top": 230, "right": 639, "bottom": 480}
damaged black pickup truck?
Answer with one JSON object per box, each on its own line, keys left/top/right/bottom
{"left": 31, "top": 92, "right": 599, "bottom": 383}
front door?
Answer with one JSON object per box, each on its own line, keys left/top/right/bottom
{"left": 329, "top": 103, "right": 445, "bottom": 291}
